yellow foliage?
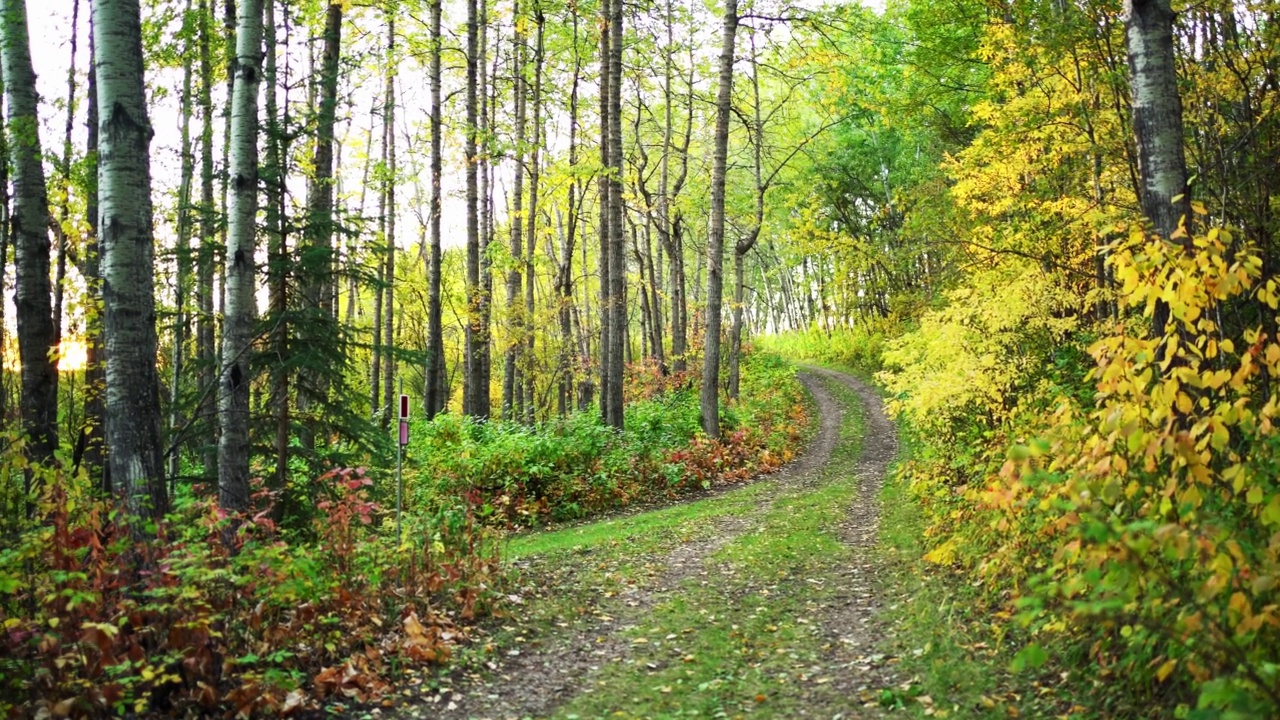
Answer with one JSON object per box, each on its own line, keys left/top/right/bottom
{"left": 880, "top": 261, "right": 1079, "bottom": 440}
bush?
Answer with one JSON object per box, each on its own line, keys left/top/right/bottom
{"left": 889, "top": 227, "right": 1280, "bottom": 717}
{"left": 0, "top": 468, "right": 496, "bottom": 718}
{"left": 402, "top": 351, "right": 810, "bottom": 527}
{"left": 758, "top": 324, "right": 888, "bottom": 376}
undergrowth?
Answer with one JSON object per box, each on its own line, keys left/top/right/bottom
{"left": 404, "top": 352, "right": 808, "bottom": 527}
{"left": 0, "top": 351, "right": 807, "bottom": 718}
{"left": 869, "top": 228, "right": 1280, "bottom": 718}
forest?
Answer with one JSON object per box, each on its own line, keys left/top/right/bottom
{"left": 1, "top": 0, "right": 1279, "bottom": 715}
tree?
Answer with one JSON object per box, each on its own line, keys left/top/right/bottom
{"left": 503, "top": 0, "right": 528, "bottom": 420}
{"left": 263, "top": 0, "right": 289, "bottom": 491}
{"left": 700, "top": 0, "right": 738, "bottom": 438}
{"left": 1123, "top": 0, "right": 1190, "bottom": 341}
{"left": 554, "top": 3, "right": 583, "bottom": 416}
{"left": 196, "top": 0, "right": 218, "bottom": 479}
{"left": 381, "top": 8, "right": 397, "bottom": 429}
{"left": 424, "top": 0, "right": 444, "bottom": 418}
{"left": 170, "top": 0, "right": 197, "bottom": 484}
{"left": 463, "top": 0, "right": 487, "bottom": 417}
{"left": 217, "top": 0, "right": 264, "bottom": 514}
{"left": 1, "top": 0, "right": 59, "bottom": 471}
{"left": 299, "top": 1, "right": 342, "bottom": 447}
{"left": 523, "top": 1, "right": 544, "bottom": 423}
{"left": 599, "top": 0, "right": 625, "bottom": 429}
{"left": 94, "top": 0, "right": 168, "bottom": 520}
{"left": 75, "top": 16, "right": 106, "bottom": 486}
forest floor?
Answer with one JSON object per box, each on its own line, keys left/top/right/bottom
{"left": 361, "top": 368, "right": 916, "bottom": 719}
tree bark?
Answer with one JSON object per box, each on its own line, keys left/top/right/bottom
{"left": 216, "top": 0, "right": 263, "bottom": 515}
{"left": 197, "top": 0, "right": 218, "bottom": 480}
{"left": 381, "top": 10, "right": 397, "bottom": 430}
{"left": 463, "top": 0, "right": 484, "bottom": 417}
{"left": 1, "top": 0, "right": 59, "bottom": 469}
{"left": 504, "top": 0, "right": 527, "bottom": 420}
{"left": 95, "top": 0, "right": 169, "bottom": 521}
{"left": 170, "top": 0, "right": 196, "bottom": 485}
{"left": 299, "top": 2, "right": 341, "bottom": 444}
{"left": 425, "top": 0, "right": 444, "bottom": 418}
{"left": 700, "top": 0, "right": 737, "bottom": 439}
{"left": 597, "top": 0, "right": 612, "bottom": 425}
{"left": 1124, "top": 0, "right": 1191, "bottom": 339}
{"left": 524, "top": 3, "right": 544, "bottom": 424}
{"left": 598, "top": 0, "right": 625, "bottom": 429}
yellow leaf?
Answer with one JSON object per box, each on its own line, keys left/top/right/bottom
{"left": 1156, "top": 658, "right": 1177, "bottom": 682}
{"left": 1180, "top": 484, "right": 1203, "bottom": 509}
{"left": 1247, "top": 485, "right": 1264, "bottom": 505}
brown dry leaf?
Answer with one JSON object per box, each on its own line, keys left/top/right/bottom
{"left": 280, "top": 689, "right": 307, "bottom": 716}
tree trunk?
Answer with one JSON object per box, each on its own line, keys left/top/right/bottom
{"left": 197, "top": 0, "right": 218, "bottom": 480}
{"left": 75, "top": 21, "right": 107, "bottom": 487}
{"left": 463, "top": 0, "right": 482, "bottom": 417}
{"left": 524, "top": 3, "right": 544, "bottom": 424}
{"left": 728, "top": 43, "right": 765, "bottom": 402}
{"left": 216, "top": 0, "right": 263, "bottom": 515}
{"left": 170, "top": 0, "right": 196, "bottom": 485}
{"left": 1, "top": 0, "right": 59, "bottom": 471}
{"left": 599, "top": 0, "right": 625, "bottom": 429}
{"left": 597, "top": 0, "right": 612, "bottom": 425}
{"left": 262, "top": 0, "right": 288, "bottom": 496}
{"left": 95, "top": 0, "right": 169, "bottom": 521}
{"left": 503, "top": 0, "right": 526, "bottom": 421}
{"left": 556, "top": 7, "right": 581, "bottom": 416}
{"left": 299, "top": 2, "right": 341, "bottom": 444}
{"left": 425, "top": 0, "right": 445, "bottom": 418}
{"left": 1124, "top": 0, "right": 1191, "bottom": 340}
{"left": 700, "top": 0, "right": 737, "bottom": 439}
{"left": 381, "top": 11, "right": 397, "bottom": 430}
{"left": 478, "top": 6, "right": 493, "bottom": 416}
{"left": 644, "top": 221, "right": 664, "bottom": 370}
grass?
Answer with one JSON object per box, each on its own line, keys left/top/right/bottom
{"left": 505, "top": 480, "right": 772, "bottom": 562}
{"left": 873, "top": 430, "right": 1008, "bottom": 719}
{"left": 547, "top": 373, "right": 870, "bottom": 719}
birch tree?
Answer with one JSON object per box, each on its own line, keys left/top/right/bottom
{"left": 1, "top": 0, "right": 58, "bottom": 470}
{"left": 1124, "top": 0, "right": 1190, "bottom": 342}
{"left": 217, "top": 0, "right": 263, "bottom": 514}
{"left": 94, "top": 0, "right": 168, "bottom": 520}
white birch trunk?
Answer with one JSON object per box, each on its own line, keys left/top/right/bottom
{"left": 217, "top": 0, "right": 263, "bottom": 514}
{"left": 94, "top": 0, "right": 168, "bottom": 520}
{"left": 1, "top": 0, "right": 58, "bottom": 469}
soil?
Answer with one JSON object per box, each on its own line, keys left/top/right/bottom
{"left": 381, "top": 367, "right": 900, "bottom": 720}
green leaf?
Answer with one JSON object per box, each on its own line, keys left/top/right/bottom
{"left": 1010, "top": 643, "right": 1048, "bottom": 673}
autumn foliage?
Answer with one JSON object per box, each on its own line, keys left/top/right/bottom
{"left": 0, "top": 468, "right": 495, "bottom": 717}
{"left": 0, "top": 353, "right": 805, "bottom": 717}
{"left": 887, "top": 225, "right": 1280, "bottom": 716}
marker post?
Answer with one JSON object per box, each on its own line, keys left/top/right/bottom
{"left": 397, "top": 379, "right": 408, "bottom": 546}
